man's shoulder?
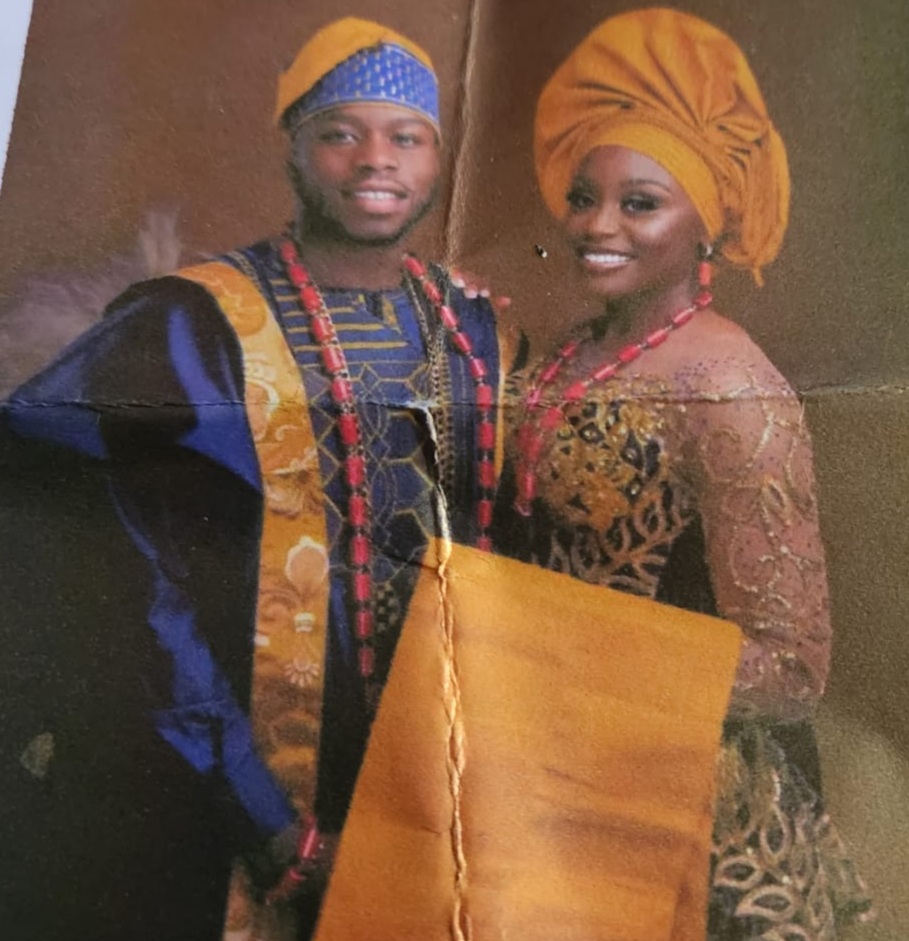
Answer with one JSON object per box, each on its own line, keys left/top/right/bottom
{"left": 112, "top": 236, "right": 280, "bottom": 319}
{"left": 21, "top": 273, "right": 241, "bottom": 395}
{"left": 215, "top": 237, "right": 283, "bottom": 281}
{"left": 95, "top": 274, "right": 236, "bottom": 348}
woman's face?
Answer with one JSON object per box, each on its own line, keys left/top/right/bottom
{"left": 564, "top": 146, "right": 706, "bottom": 302}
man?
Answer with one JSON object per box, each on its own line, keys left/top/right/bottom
{"left": 0, "top": 18, "right": 507, "bottom": 941}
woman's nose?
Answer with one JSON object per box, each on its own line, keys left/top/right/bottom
{"left": 584, "top": 201, "right": 622, "bottom": 237}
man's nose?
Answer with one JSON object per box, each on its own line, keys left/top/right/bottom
{"left": 356, "top": 133, "right": 398, "bottom": 171}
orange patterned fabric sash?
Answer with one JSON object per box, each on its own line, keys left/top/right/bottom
{"left": 179, "top": 261, "right": 329, "bottom": 940}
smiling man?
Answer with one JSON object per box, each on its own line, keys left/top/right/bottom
{"left": 1, "top": 18, "right": 507, "bottom": 941}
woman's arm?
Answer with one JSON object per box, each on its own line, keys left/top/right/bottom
{"left": 681, "top": 350, "right": 832, "bottom": 722}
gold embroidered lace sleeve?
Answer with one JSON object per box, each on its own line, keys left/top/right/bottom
{"left": 677, "top": 356, "right": 832, "bottom": 722}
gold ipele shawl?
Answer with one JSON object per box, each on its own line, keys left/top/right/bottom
{"left": 316, "top": 540, "right": 742, "bottom": 941}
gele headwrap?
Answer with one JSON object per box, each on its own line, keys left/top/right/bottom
{"left": 535, "top": 8, "right": 790, "bottom": 282}
{"left": 276, "top": 18, "right": 439, "bottom": 133}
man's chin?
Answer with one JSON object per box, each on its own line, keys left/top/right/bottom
{"left": 342, "top": 220, "right": 412, "bottom": 247}
{"left": 296, "top": 187, "right": 437, "bottom": 251}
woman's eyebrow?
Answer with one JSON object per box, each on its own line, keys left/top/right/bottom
{"left": 624, "top": 177, "right": 672, "bottom": 192}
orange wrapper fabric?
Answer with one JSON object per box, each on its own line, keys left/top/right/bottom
{"left": 315, "top": 540, "right": 742, "bottom": 941}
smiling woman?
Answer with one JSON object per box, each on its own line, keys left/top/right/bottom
{"left": 496, "top": 9, "right": 874, "bottom": 940}
{"left": 565, "top": 147, "right": 707, "bottom": 310}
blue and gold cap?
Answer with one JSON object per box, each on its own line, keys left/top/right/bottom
{"left": 277, "top": 18, "right": 439, "bottom": 132}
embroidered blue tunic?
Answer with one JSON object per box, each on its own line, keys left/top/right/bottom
{"left": 224, "top": 240, "right": 499, "bottom": 830}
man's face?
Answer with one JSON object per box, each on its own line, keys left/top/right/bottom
{"left": 288, "top": 103, "right": 441, "bottom": 246}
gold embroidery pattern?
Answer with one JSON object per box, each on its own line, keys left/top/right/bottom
{"left": 508, "top": 374, "right": 692, "bottom": 596}
{"left": 711, "top": 726, "right": 874, "bottom": 940}
{"left": 684, "top": 373, "right": 831, "bottom": 723}
{"left": 179, "top": 262, "right": 330, "bottom": 941}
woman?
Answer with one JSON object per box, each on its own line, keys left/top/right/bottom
{"left": 497, "top": 9, "right": 872, "bottom": 940}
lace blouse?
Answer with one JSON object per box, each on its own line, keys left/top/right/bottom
{"left": 507, "top": 345, "right": 831, "bottom": 724}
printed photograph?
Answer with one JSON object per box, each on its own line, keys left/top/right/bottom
{"left": 1, "top": 2, "right": 906, "bottom": 940}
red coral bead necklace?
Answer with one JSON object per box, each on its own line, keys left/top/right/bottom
{"left": 278, "top": 237, "right": 496, "bottom": 686}
{"left": 514, "top": 261, "right": 714, "bottom": 516}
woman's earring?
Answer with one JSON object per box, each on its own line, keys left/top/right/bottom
{"left": 698, "top": 244, "right": 714, "bottom": 288}
{"left": 697, "top": 244, "right": 714, "bottom": 306}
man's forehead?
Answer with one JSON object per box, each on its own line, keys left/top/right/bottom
{"left": 309, "top": 103, "right": 437, "bottom": 130}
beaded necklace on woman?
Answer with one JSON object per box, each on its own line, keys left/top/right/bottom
{"left": 513, "top": 256, "right": 713, "bottom": 516}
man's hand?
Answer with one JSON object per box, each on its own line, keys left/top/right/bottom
{"left": 261, "top": 817, "right": 339, "bottom": 906}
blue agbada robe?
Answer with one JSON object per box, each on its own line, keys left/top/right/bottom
{"left": 0, "top": 239, "right": 499, "bottom": 940}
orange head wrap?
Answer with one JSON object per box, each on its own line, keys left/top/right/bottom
{"left": 534, "top": 8, "right": 790, "bottom": 282}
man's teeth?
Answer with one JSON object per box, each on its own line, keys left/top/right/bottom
{"left": 584, "top": 252, "right": 631, "bottom": 264}
{"left": 355, "top": 190, "right": 397, "bottom": 201}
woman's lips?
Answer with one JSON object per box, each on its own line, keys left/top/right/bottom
{"left": 577, "top": 248, "right": 634, "bottom": 271}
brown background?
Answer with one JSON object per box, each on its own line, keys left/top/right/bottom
{"left": 1, "top": 0, "right": 907, "bottom": 935}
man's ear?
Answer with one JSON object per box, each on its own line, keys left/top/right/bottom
{"left": 286, "top": 159, "right": 303, "bottom": 191}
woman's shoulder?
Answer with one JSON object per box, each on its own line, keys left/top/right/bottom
{"left": 671, "top": 309, "right": 795, "bottom": 401}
